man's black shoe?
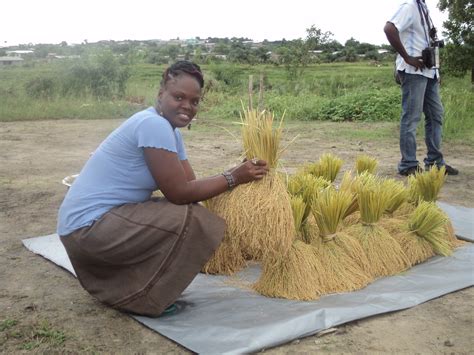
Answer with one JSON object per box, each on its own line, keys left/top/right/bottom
{"left": 399, "top": 165, "right": 423, "bottom": 176}
{"left": 425, "top": 164, "right": 459, "bottom": 176}
{"left": 443, "top": 164, "right": 459, "bottom": 175}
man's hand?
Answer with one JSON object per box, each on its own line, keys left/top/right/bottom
{"left": 404, "top": 55, "right": 425, "bottom": 71}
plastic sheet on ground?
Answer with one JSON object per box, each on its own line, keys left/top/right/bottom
{"left": 22, "top": 203, "right": 474, "bottom": 354}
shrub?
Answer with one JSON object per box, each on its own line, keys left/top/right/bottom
{"left": 60, "top": 52, "right": 130, "bottom": 99}
{"left": 318, "top": 89, "right": 400, "bottom": 121}
{"left": 24, "top": 77, "right": 56, "bottom": 99}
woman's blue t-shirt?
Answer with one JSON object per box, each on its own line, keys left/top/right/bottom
{"left": 57, "top": 107, "right": 187, "bottom": 236}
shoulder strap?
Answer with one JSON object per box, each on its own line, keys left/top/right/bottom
{"left": 416, "top": 0, "right": 431, "bottom": 45}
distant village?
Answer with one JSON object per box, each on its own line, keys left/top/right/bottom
{"left": 0, "top": 37, "right": 392, "bottom": 66}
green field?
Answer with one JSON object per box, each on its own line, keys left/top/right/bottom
{"left": 0, "top": 61, "right": 472, "bottom": 144}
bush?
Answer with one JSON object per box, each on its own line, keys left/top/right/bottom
{"left": 24, "top": 77, "right": 56, "bottom": 99}
{"left": 60, "top": 52, "right": 130, "bottom": 99}
{"left": 208, "top": 64, "right": 244, "bottom": 89}
{"left": 317, "top": 88, "right": 400, "bottom": 121}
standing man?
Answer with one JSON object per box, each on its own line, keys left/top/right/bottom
{"left": 384, "top": 0, "right": 458, "bottom": 176}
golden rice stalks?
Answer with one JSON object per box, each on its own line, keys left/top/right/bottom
{"left": 303, "top": 153, "right": 344, "bottom": 182}
{"left": 355, "top": 155, "right": 378, "bottom": 175}
{"left": 392, "top": 201, "right": 416, "bottom": 218}
{"left": 205, "top": 173, "right": 296, "bottom": 264}
{"left": 408, "top": 165, "right": 446, "bottom": 204}
{"left": 382, "top": 178, "right": 409, "bottom": 215}
{"left": 408, "top": 201, "right": 453, "bottom": 256}
{"left": 343, "top": 211, "right": 361, "bottom": 227}
{"left": 311, "top": 188, "right": 373, "bottom": 292}
{"left": 239, "top": 107, "right": 285, "bottom": 169}
{"left": 346, "top": 183, "right": 411, "bottom": 277}
{"left": 201, "top": 239, "right": 247, "bottom": 275}
{"left": 254, "top": 240, "right": 323, "bottom": 300}
{"left": 201, "top": 197, "right": 247, "bottom": 275}
{"left": 379, "top": 216, "right": 408, "bottom": 235}
{"left": 391, "top": 228, "right": 435, "bottom": 266}
{"left": 443, "top": 217, "right": 466, "bottom": 248}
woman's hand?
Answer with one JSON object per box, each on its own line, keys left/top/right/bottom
{"left": 227, "top": 158, "right": 269, "bottom": 185}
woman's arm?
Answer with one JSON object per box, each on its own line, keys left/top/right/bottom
{"left": 181, "top": 159, "right": 196, "bottom": 181}
{"left": 144, "top": 148, "right": 268, "bottom": 205}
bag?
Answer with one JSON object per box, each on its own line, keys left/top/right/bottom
{"left": 394, "top": 68, "right": 401, "bottom": 85}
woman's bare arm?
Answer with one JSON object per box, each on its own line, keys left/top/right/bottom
{"left": 144, "top": 148, "right": 268, "bottom": 205}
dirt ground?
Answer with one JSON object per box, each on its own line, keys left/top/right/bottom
{"left": 1, "top": 117, "right": 473, "bottom": 354}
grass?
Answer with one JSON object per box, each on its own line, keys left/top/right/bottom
{"left": 0, "top": 61, "right": 472, "bottom": 144}
{"left": 0, "top": 318, "right": 66, "bottom": 351}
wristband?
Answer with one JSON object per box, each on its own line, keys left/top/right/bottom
{"left": 222, "top": 171, "right": 236, "bottom": 189}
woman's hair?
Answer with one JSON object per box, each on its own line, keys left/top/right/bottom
{"left": 161, "top": 61, "right": 204, "bottom": 89}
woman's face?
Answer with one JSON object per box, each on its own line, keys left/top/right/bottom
{"left": 158, "top": 74, "right": 202, "bottom": 129}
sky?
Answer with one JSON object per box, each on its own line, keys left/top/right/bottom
{"left": 1, "top": 0, "right": 449, "bottom": 47}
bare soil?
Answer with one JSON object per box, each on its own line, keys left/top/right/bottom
{"left": 1, "top": 118, "right": 473, "bottom": 354}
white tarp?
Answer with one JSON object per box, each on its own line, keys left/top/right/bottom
{"left": 22, "top": 203, "right": 474, "bottom": 354}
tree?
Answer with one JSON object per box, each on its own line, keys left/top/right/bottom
{"left": 305, "top": 25, "right": 334, "bottom": 50}
{"left": 438, "top": 0, "right": 474, "bottom": 83}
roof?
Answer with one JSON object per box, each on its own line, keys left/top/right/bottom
{"left": 0, "top": 56, "right": 24, "bottom": 61}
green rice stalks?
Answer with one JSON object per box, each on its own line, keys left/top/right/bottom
{"left": 382, "top": 178, "right": 409, "bottom": 215}
{"left": 290, "top": 195, "right": 307, "bottom": 236}
{"left": 357, "top": 181, "right": 389, "bottom": 225}
{"left": 339, "top": 171, "right": 359, "bottom": 219}
{"left": 355, "top": 155, "right": 378, "bottom": 175}
{"left": 408, "top": 165, "right": 446, "bottom": 204}
{"left": 303, "top": 153, "right": 344, "bottom": 182}
{"left": 340, "top": 171, "right": 378, "bottom": 221}
{"left": 287, "top": 173, "right": 331, "bottom": 223}
{"left": 312, "top": 188, "right": 352, "bottom": 236}
{"left": 408, "top": 201, "right": 453, "bottom": 256}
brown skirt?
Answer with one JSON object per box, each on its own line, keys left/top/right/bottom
{"left": 60, "top": 198, "right": 226, "bottom": 317}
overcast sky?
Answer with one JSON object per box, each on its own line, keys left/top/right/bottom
{"left": 1, "top": 0, "right": 448, "bottom": 47}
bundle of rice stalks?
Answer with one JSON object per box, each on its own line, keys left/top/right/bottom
{"left": 303, "top": 153, "right": 344, "bottom": 183}
{"left": 408, "top": 165, "right": 446, "bottom": 204}
{"left": 379, "top": 178, "right": 410, "bottom": 235}
{"left": 310, "top": 188, "right": 373, "bottom": 293}
{"left": 383, "top": 178, "right": 409, "bottom": 215}
{"left": 201, "top": 199, "right": 247, "bottom": 274}
{"left": 287, "top": 173, "right": 331, "bottom": 243}
{"left": 408, "top": 201, "right": 453, "bottom": 256}
{"left": 355, "top": 155, "right": 378, "bottom": 175}
{"left": 345, "top": 182, "right": 411, "bottom": 277}
{"left": 339, "top": 171, "right": 359, "bottom": 223}
{"left": 406, "top": 166, "right": 462, "bottom": 248}
{"left": 389, "top": 202, "right": 445, "bottom": 265}
{"left": 290, "top": 195, "right": 306, "bottom": 236}
{"left": 203, "top": 108, "right": 296, "bottom": 273}
{"left": 240, "top": 107, "right": 286, "bottom": 167}
{"left": 340, "top": 171, "right": 377, "bottom": 225}
{"left": 253, "top": 240, "right": 323, "bottom": 300}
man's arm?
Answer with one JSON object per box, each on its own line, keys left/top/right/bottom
{"left": 384, "top": 21, "right": 425, "bottom": 71}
